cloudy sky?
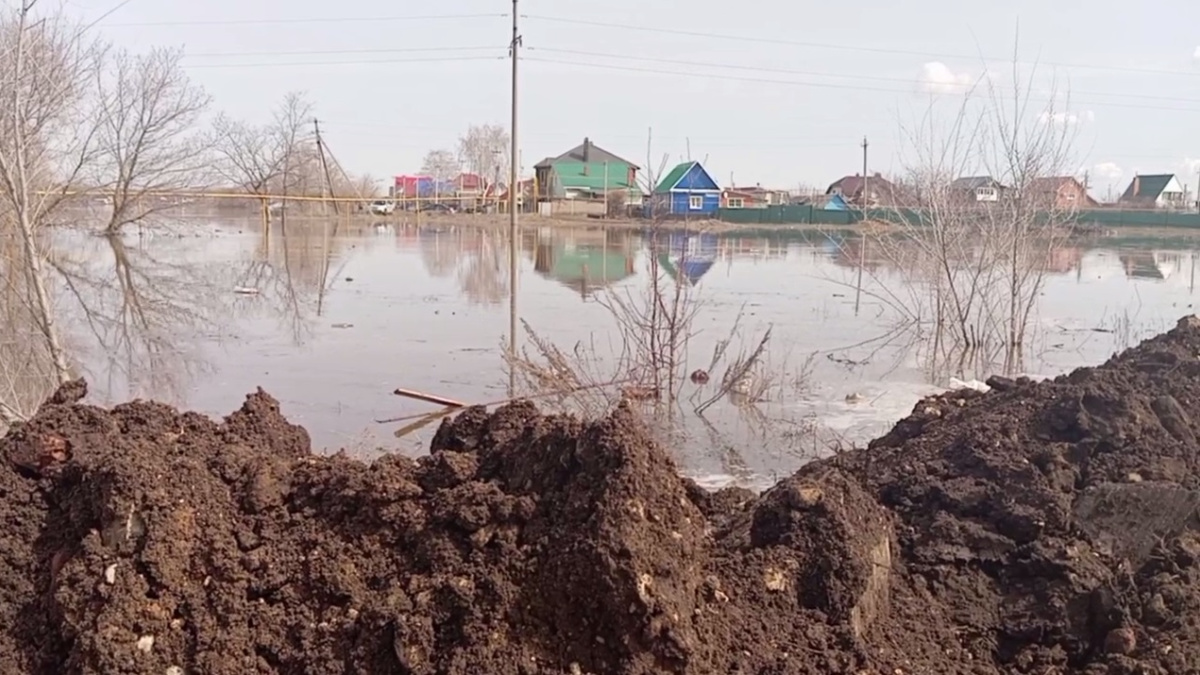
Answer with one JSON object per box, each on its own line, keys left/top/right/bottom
{"left": 73, "top": 0, "right": 1200, "bottom": 197}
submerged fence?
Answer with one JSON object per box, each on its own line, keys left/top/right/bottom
{"left": 716, "top": 206, "right": 1200, "bottom": 229}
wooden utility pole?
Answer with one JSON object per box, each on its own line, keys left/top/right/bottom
{"left": 854, "top": 136, "right": 868, "bottom": 315}
{"left": 507, "top": 0, "right": 521, "bottom": 395}
{"left": 860, "top": 136, "right": 869, "bottom": 210}
{"left": 313, "top": 118, "right": 339, "bottom": 216}
{"left": 1194, "top": 169, "right": 1200, "bottom": 212}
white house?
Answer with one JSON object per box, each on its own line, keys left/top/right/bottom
{"left": 950, "top": 176, "right": 1006, "bottom": 203}
{"left": 1118, "top": 174, "right": 1186, "bottom": 209}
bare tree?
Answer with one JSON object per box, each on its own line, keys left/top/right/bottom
{"left": 347, "top": 173, "right": 380, "bottom": 198}
{"left": 211, "top": 91, "right": 314, "bottom": 213}
{"left": 457, "top": 123, "right": 509, "bottom": 188}
{"left": 92, "top": 46, "right": 211, "bottom": 235}
{"left": 422, "top": 148, "right": 458, "bottom": 203}
{"left": 422, "top": 148, "right": 458, "bottom": 182}
{"left": 0, "top": 2, "right": 107, "bottom": 416}
{"left": 860, "top": 50, "right": 1077, "bottom": 378}
{"left": 270, "top": 92, "right": 316, "bottom": 198}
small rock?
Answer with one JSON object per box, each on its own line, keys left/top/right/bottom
{"left": 763, "top": 568, "right": 788, "bottom": 591}
{"left": 1143, "top": 593, "right": 1170, "bottom": 626}
{"left": 1128, "top": 472, "right": 1144, "bottom": 483}
{"left": 104, "top": 564, "right": 116, "bottom": 584}
{"left": 166, "top": 667, "right": 184, "bottom": 675}
{"left": 985, "top": 375, "right": 1016, "bottom": 391}
{"left": 1104, "top": 627, "right": 1136, "bottom": 655}
{"left": 136, "top": 635, "right": 155, "bottom": 653}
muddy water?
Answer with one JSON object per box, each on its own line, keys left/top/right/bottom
{"left": 52, "top": 221, "right": 1200, "bottom": 488}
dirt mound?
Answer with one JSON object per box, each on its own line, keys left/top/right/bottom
{"left": 7, "top": 317, "right": 1200, "bottom": 673}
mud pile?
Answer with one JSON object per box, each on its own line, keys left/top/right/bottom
{"left": 7, "top": 320, "right": 1200, "bottom": 673}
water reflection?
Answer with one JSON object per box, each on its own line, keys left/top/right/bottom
{"left": 238, "top": 220, "right": 347, "bottom": 342}
{"left": 531, "top": 228, "right": 636, "bottom": 299}
{"left": 416, "top": 226, "right": 511, "bottom": 305}
{"left": 50, "top": 232, "right": 231, "bottom": 402}
{"left": 0, "top": 235, "right": 58, "bottom": 421}
{"left": 4, "top": 221, "right": 1200, "bottom": 489}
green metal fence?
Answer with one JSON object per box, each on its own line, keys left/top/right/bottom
{"left": 715, "top": 207, "right": 1200, "bottom": 229}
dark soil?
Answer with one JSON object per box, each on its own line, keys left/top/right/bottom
{"left": 7, "top": 318, "right": 1200, "bottom": 673}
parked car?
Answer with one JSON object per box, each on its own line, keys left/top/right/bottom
{"left": 422, "top": 203, "right": 456, "bottom": 214}
{"left": 369, "top": 200, "right": 396, "bottom": 215}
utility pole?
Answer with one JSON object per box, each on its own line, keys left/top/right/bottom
{"left": 860, "top": 136, "right": 869, "bottom": 209}
{"left": 313, "top": 118, "right": 339, "bottom": 216}
{"left": 507, "top": 0, "right": 521, "bottom": 395}
{"left": 854, "top": 136, "right": 868, "bottom": 316}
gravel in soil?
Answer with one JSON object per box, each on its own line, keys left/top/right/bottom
{"left": 7, "top": 317, "right": 1200, "bottom": 673}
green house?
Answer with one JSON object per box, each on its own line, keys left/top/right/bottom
{"left": 533, "top": 138, "right": 642, "bottom": 204}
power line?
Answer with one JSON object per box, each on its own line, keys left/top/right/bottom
{"left": 522, "top": 13, "right": 1200, "bottom": 79}
{"left": 320, "top": 124, "right": 861, "bottom": 148}
{"left": 526, "top": 46, "right": 1200, "bottom": 108}
{"left": 182, "top": 46, "right": 504, "bottom": 59}
{"left": 521, "top": 57, "right": 1200, "bottom": 115}
{"left": 99, "top": 12, "right": 507, "bottom": 28}
{"left": 183, "top": 55, "right": 504, "bottom": 69}
{"left": 83, "top": 0, "right": 138, "bottom": 30}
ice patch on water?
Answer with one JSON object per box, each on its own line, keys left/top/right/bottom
{"left": 687, "top": 472, "right": 776, "bottom": 492}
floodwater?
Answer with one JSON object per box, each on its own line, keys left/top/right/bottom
{"left": 48, "top": 219, "right": 1200, "bottom": 489}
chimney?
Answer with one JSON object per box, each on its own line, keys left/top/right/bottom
{"left": 582, "top": 137, "right": 590, "bottom": 163}
{"left": 1133, "top": 175, "right": 1140, "bottom": 197}
{"left": 873, "top": 172, "right": 882, "bottom": 178}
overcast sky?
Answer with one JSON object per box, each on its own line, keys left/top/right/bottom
{"left": 72, "top": 0, "right": 1200, "bottom": 196}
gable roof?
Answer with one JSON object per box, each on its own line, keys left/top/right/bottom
{"left": 826, "top": 174, "right": 897, "bottom": 195}
{"left": 547, "top": 161, "right": 636, "bottom": 193}
{"left": 951, "top": 176, "right": 1004, "bottom": 190}
{"left": 534, "top": 137, "right": 638, "bottom": 170}
{"left": 1028, "top": 176, "right": 1078, "bottom": 191}
{"left": 454, "top": 173, "right": 484, "bottom": 190}
{"left": 654, "top": 161, "right": 720, "bottom": 193}
{"left": 1121, "top": 174, "right": 1177, "bottom": 201}
{"left": 1028, "top": 176, "right": 1099, "bottom": 206}
{"left": 825, "top": 173, "right": 913, "bottom": 205}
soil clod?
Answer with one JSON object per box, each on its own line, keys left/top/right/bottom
{"left": 8, "top": 318, "right": 1200, "bottom": 672}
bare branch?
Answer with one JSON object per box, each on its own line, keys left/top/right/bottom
{"left": 90, "top": 46, "right": 211, "bottom": 234}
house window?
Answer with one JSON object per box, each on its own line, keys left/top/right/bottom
{"left": 727, "top": 197, "right": 744, "bottom": 209}
{"left": 689, "top": 195, "right": 703, "bottom": 210}
{"left": 976, "top": 187, "right": 998, "bottom": 200}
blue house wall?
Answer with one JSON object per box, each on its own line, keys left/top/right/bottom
{"left": 667, "top": 162, "right": 721, "bottom": 215}
{"left": 670, "top": 192, "right": 720, "bottom": 215}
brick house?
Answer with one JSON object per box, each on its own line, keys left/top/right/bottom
{"left": 825, "top": 173, "right": 907, "bottom": 206}
{"left": 1027, "top": 176, "right": 1098, "bottom": 210}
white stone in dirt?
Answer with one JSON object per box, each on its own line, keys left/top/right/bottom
{"left": 104, "top": 564, "right": 116, "bottom": 584}
{"left": 136, "top": 635, "right": 154, "bottom": 653}
{"left": 166, "top": 667, "right": 184, "bottom": 675}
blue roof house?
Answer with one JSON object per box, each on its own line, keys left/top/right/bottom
{"left": 653, "top": 161, "right": 721, "bottom": 216}
{"left": 824, "top": 193, "right": 850, "bottom": 211}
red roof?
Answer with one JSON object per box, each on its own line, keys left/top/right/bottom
{"left": 455, "top": 173, "right": 484, "bottom": 190}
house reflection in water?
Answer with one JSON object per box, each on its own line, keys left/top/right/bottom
{"left": 655, "top": 231, "right": 720, "bottom": 286}
{"left": 1045, "top": 246, "right": 1083, "bottom": 275}
{"left": 1118, "top": 250, "right": 1183, "bottom": 281}
{"left": 532, "top": 228, "right": 636, "bottom": 299}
